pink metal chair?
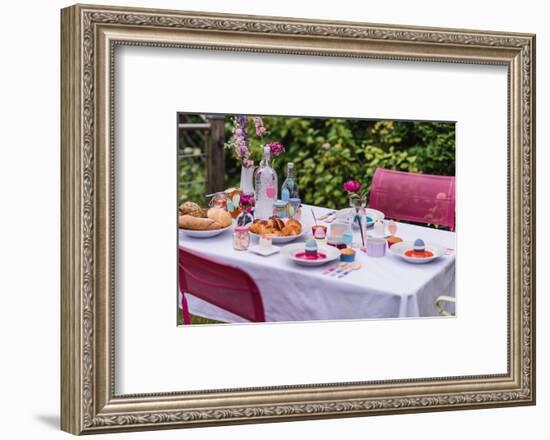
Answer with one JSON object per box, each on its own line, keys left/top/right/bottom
{"left": 369, "top": 168, "right": 455, "bottom": 231}
{"left": 178, "top": 247, "right": 265, "bottom": 324}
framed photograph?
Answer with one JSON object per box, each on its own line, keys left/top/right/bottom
{"left": 61, "top": 4, "right": 536, "bottom": 435}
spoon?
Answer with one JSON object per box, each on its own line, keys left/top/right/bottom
{"left": 323, "top": 262, "right": 346, "bottom": 275}
{"left": 330, "top": 263, "right": 352, "bottom": 277}
{"left": 337, "top": 262, "right": 361, "bottom": 278}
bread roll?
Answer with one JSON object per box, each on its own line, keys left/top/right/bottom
{"left": 207, "top": 208, "right": 232, "bottom": 228}
{"left": 179, "top": 201, "right": 203, "bottom": 216}
{"left": 179, "top": 214, "right": 217, "bottom": 230}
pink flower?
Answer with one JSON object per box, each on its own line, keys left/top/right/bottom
{"left": 253, "top": 117, "right": 267, "bottom": 136}
{"left": 343, "top": 180, "right": 361, "bottom": 193}
{"left": 267, "top": 142, "right": 285, "bottom": 157}
{"left": 240, "top": 194, "right": 255, "bottom": 206}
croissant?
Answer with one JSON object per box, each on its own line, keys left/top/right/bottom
{"left": 281, "top": 223, "right": 301, "bottom": 236}
{"left": 269, "top": 217, "right": 285, "bottom": 231}
{"left": 286, "top": 219, "right": 302, "bottom": 231}
{"left": 249, "top": 220, "right": 267, "bottom": 234}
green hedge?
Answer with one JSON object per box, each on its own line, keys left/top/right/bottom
{"left": 178, "top": 117, "right": 455, "bottom": 209}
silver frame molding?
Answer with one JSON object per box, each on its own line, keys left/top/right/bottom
{"left": 61, "top": 4, "right": 536, "bottom": 435}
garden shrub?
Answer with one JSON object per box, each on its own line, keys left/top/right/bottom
{"left": 178, "top": 116, "right": 455, "bottom": 209}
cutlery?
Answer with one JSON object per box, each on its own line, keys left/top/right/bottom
{"left": 329, "top": 263, "right": 352, "bottom": 277}
{"left": 337, "top": 262, "right": 361, "bottom": 278}
{"left": 322, "top": 262, "right": 346, "bottom": 275}
{"left": 318, "top": 211, "right": 336, "bottom": 221}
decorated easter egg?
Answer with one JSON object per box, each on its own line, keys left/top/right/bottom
{"left": 413, "top": 239, "right": 425, "bottom": 252}
{"left": 305, "top": 238, "right": 318, "bottom": 255}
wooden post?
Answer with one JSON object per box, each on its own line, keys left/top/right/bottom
{"left": 205, "top": 115, "right": 225, "bottom": 194}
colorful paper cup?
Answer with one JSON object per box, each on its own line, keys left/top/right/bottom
{"left": 340, "top": 248, "right": 356, "bottom": 262}
{"left": 366, "top": 237, "right": 386, "bottom": 257}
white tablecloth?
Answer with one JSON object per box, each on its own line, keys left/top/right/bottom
{"left": 179, "top": 205, "right": 456, "bottom": 323}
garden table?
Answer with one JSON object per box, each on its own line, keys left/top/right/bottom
{"left": 178, "top": 205, "right": 456, "bottom": 323}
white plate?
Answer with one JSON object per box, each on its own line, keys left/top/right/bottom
{"left": 249, "top": 229, "right": 306, "bottom": 244}
{"left": 336, "top": 208, "right": 385, "bottom": 228}
{"left": 179, "top": 224, "right": 232, "bottom": 238}
{"left": 389, "top": 241, "right": 446, "bottom": 264}
{"left": 248, "top": 245, "right": 281, "bottom": 257}
{"left": 282, "top": 243, "right": 340, "bottom": 266}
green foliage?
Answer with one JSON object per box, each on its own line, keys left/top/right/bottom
{"left": 178, "top": 147, "right": 205, "bottom": 206}
{"left": 178, "top": 116, "right": 455, "bottom": 210}
{"left": 408, "top": 122, "right": 456, "bottom": 176}
{"left": 244, "top": 117, "right": 453, "bottom": 209}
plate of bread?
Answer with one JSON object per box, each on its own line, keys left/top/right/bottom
{"left": 249, "top": 217, "right": 305, "bottom": 244}
{"left": 178, "top": 202, "right": 233, "bottom": 238}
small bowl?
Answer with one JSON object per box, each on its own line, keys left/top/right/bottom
{"left": 390, "top": 241, "right": 445, "bottom": 264}
{"left": 340, "top": 248, "right": 356, "bottom": 262}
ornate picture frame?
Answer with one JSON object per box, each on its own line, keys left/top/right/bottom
{"left": 61, "top": 4, "right": 535, "bottom": 435}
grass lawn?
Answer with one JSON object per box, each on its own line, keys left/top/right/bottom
{"left": 177, "top": 307, "right": 223, "bottom": 325}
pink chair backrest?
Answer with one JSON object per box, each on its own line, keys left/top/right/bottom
{"left": 369, "top": 168, "right": 455, "bottom": 230}
{"left": 178, "top": 247, "right": 265, "bottom": 322}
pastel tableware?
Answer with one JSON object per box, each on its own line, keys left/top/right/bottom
{"left": 404, "top": 238, "right": 435, "bottom": 259}
{"left": 248, "top": 244, "right": 280, "bottom": 257}
{"left": 311, "top": 224, "right": 327, "bottom": 240}
{"left": 330, "top": 263, "right": 352, "bottom": 276}
{"left": 283, "top": 243, "right": 340, "bottom": 267}
{"left": 388, "top": 220, "right": 398, "bottom": 236}
{"left": 337, "top": 262, "right": 361, "bottom": 278}
{"left": 366, "top": 237, "right": 386, "bottom": 257}
{"left": 326, "top": 235, "right": 347, "bottom": 249}
{"left": 387, "top": 236, "right": 403, "bottom": 248}
{"left": 373, "top": 220, "right": 385, "bottom": 237}
{"left": 340, "top": 248, "right": 356, "bottom": 262}
{"left": 390, "top": 241, "right": 446, "bottom": 264}
{"left": 259, "top": 235, "right": 273, "bottom": 251}
{"left": 322, "top": 262, "right": 345, "bottom": 275}
{"left": 330, "top": 222, "right": 347, "bottom": 239}
{"left": 342, "top": 223, "right": 353, "bottom": 246}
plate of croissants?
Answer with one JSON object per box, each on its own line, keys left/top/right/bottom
{"left": 178, "top": 202, "right": 233, "bottom": 238}
{"left": 249, "top": 217, "right": 305, "bottom": 243}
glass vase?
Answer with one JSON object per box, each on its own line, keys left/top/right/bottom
{"left": 349, "top": 195, "right": 367, "bottom": 209}
{"left": 240, "top": 164, "right": 255, "bottom": 194}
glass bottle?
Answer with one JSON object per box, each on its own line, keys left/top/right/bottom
{"left": 281, "top": 162, "right": 299, "bottom": 202}
{"left": 254, "top": 146, "right": 278, "bottom": 220}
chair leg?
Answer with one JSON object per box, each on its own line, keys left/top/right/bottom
{"left": 181, "top": 293, "right": 192, "bottom": 325}
{"left": 435, "top": 295, "right": 455, "bottom": 316}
